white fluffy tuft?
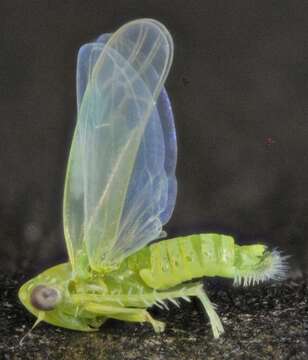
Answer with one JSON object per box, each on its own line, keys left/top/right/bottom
{"left": 233, "top": 249, "right": 289, "bottom": 287}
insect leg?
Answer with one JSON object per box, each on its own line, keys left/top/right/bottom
{"left": 84, "top": 303, "right": 165, "bottom": 333}
{"left": 148, "top": 282, "right": 224, "bottom": 338}
{"left": 194, "top": 284, "right": 224, "bottom": 339}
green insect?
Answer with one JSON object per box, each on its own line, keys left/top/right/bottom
{"left": 19, "top": 18, "right": 286, "bottom": 339}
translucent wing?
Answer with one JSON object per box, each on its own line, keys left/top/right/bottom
{"left": 63, "top": 19, "right": 177, "bottom": 272}
{"left": 77, "top": 32, "right": 177, "bottom": 221}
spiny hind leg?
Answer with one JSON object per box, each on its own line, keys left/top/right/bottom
{"left": 161, "top": 282, "right": 224, "bottom": 338}
{"left": 192, "top": 283, "right": 224, "bottom": 338}
{"left": 84, "top": 303, "right": 165, "bottom": 333}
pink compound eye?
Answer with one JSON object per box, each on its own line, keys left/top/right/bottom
{"left": 30, "top": 285, "right": 61, "bottom": 311}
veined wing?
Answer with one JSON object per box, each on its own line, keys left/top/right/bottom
{"left": 63, "top": 19, "right": 176, "bottom": 272}
{"left": 77, "top": 32, "right": 177, "bottom": 222}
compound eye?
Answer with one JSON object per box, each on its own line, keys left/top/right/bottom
{"left": 30, "top": 285, "right": 61, "bottom": 311}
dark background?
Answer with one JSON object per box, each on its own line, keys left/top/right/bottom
{"left": 1, "top": 0, "right": 308, "bottom": 275}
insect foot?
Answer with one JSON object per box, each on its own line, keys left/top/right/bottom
{"left": 146, "top": 313, "right": 166, "bottom": 333}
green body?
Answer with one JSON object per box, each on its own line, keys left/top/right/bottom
{"left": 19, "top": 233, "right": 281, "bottom": 338}
{"left": 19, "top": 20, "right": 286, "bottom": 339}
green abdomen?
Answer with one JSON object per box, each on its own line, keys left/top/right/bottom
{"left": 133, "top": 234, "right": 236, "bottom": 290}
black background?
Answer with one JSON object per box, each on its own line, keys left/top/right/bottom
{"left": 1, "top": 1, "right": 308, "bottom": 274}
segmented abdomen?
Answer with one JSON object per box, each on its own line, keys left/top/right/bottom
{"left": 139, "top": 233, "right": 235, "bottom": 289}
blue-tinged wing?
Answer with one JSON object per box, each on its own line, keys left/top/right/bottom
{"left": 63, "top": 19, "right": 177, "bottom": 272}
{"left": 77, "top": 33, "right": 177, "bottom": 224}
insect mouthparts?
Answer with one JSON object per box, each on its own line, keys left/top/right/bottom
{"left": 30, "top": 285, "right": 61, "bottom": 311}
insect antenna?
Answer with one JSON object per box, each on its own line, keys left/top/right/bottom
{"left": 19, "top": 311, "right": 45, "bottom": 346}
